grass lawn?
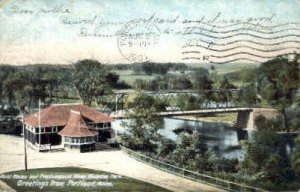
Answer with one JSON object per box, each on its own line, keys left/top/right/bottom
{"left": 187, "top": 62, "right": 260, "bottom": 75}
{"left": 197, "top": 113, "right": 237, "bottom": 124}
{"left": 175, "top": 113, "right": 237, "bottom": 125}
{"left": 113, "top": 69, "right": 155, "bottom": 86}
{"left": 0, "top": 167, "right": 171, "bottom": 192}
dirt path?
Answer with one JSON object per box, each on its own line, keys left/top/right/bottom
{"left": 0, "top": 135, "right": 225, "bottom": 192}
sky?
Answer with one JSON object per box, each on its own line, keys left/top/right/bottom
{"left": 0, "top": 0, "right": 299, "bottom": 65}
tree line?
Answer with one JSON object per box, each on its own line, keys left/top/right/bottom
{"left": 0, "top": 60, "right": 129, "bottom": 115}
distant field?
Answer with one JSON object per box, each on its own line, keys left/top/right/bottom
{"left": 113, "top": 63, "right": 260, "bottom": 86}
{"left": 0, "top": 167, "right": 171, "bottom": 192}
{"left": 113, "top": 69, "right": 155, "bottom": 85}
{"left": 186, "top": 62, "right": 260, "bottom": 74}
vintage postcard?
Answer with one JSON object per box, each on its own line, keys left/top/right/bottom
{"left": 0, "top": 0, "right": 300, "bottom": 192}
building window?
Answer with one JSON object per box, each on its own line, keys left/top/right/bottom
{"left": 45, "top": 127, "right": 51, "bottom": 133}
{"left": 65, "top": 137, "right": 70, "bottom": 143}
{"left": 41, "top": 128, "right": 45, "bottom": 133}
{"left": 52, "top": 127, "right": 58, "bottom": 133}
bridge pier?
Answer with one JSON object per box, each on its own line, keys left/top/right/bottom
{"left": 235, "top": 108, "right": 280, "bottom": 130}
{"left": 235, "top": 111, "right": 253, "bottom": 129}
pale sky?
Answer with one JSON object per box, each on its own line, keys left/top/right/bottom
{"left": 0, "top": 0, "right": 299, "bottom": 65}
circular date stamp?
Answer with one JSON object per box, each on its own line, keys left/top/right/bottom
{"left": 117, "top": 19, "right": 160, "bottom": 63}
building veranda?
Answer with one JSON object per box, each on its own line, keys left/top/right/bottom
{"left": 24, "top": 104, "right": 115, "bottom": 152}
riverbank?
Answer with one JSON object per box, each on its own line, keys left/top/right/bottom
{"left": 171, "top": 113, "right": 237, "bottom": 126}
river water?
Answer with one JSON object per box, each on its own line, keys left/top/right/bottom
{"left": 112, "top": 117, "right": 248, "bottom": 160}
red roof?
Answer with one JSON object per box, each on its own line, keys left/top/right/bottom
{"left": 25, "top": 104, "right": 113, "bottom": 127}
{"left": 58, "top": 110, "right": 97, "bottom": 137}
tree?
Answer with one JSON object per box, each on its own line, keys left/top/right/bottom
{"left": 176, "top": 94, "right": 202, "bottom": 110}
{"left": 218, "top": 77, "right": 237, "bottom": 107}
{"left": 156, "top": 138, "right": 176, "bottom": 158}
{"left": 173, "top": 77, "right": 193, "bottom": 90}
{"left": 292, "top": 136, "right": 300, "bottom": 177}
{"left": 105, "top": 72, "right": 119, "bottom": 88}
{"left": 171, "top": 133, "right": 197, "bottom": 168}
{"left": 120, "top": 90, "right": 164, "bottom": 152}
{"left": 241, "top": 130, "right": 293, "bottom": 185}
{"left": 72, "top": 59, "right": 112, "bottom": 106}
{"left": 191, "top": 68, "right": 211, "bottom": 90}
{"left": 254, "top": 114, "right": 284, "bottom": 131}
{"left": 258, "top": 55, "right": 300, "bottom": 132}
{"left": 134, "top": 79, "right": 149, "bottom": 90}
{"left": 190, "top": 67, "right": 216, "bottom": 107}
{"left": 171, "top": 63, "right": 188, "bottom": 74}
{"left": 239, "top": 83, "right": 257, "bottom": 106}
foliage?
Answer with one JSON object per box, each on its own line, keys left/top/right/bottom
{"left": 241, "top": 130, "right": 295, "bottom": 185}
{"left": 292, "top": 136, "right": 300, "bottom": 177}
{"left": 0, "top": 64, "right": 72, "bottom": 110}
{"left": 167, "top": 131, "right": 238, "bottom": 173}
{"left": 238, "top": 83, "right": 257, "bottom": 106}
{"left": 120, "top": 90, "right": 164, "bottom": 152}
{"left": 132, "top": 62, "right": 171, "bottom": 75}
{"left": 172, "top": 77, "right": 193, "bottom": 90}
{"left": 0, "top": 107, "right": 19, "bottom": 116}
{"left": 254, "top": 114, "right": 283, "bottom": 131}
{"left": 72, "top": 59, "right": 114, "bottom": 106}
{"left": 156, "top": 138, "right": 176, "bottom": 158}
{"left": 131, "top": 62, "right": 187, "bottom": 75}
{"left": 176, "top": 94, "right": 202, "bottom": 110}
{"left": 258, "top": 55, "right": 300, "bottom": 131}
{"left": 217, "top": 77, "right": 237, "bottom": 107}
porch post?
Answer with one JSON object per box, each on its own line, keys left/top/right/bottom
{"left": 38, "top": 99, "right": 41, "bottom": 150}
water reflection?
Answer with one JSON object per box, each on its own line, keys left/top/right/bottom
{"left": 112, "top": 117, "right": 247, "bottom": 160}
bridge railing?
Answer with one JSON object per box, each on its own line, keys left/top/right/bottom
{"left": 120, "top": 145, "right": 267, "bottom": 192}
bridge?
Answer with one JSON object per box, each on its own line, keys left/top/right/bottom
{"left": 111, "top": 107, "right": 252, "bottom": 118}
{"left": 97, "top": 90, "right": 278, "bottom": 129}
{"left": 99, "top": 89, "right": 247, "bottom": 114}
{"left": 110, "top": 107, "right": 278, "bottom": 130}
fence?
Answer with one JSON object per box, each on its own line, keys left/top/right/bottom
{"left": 120, "top": 145, "right": 267, "bottom": 192}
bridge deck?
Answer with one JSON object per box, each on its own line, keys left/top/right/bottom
{"left": 110, "top": 107, "right": 253, "bottom": 119}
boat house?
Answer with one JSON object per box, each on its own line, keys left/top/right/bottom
{"left": 24, "top": 104, "right": 114, "bottom": 152}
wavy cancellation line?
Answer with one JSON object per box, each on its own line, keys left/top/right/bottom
{"left": 208, "top": 57, "right": 271, "bottom": 64}
{"left": 184, "top": 26, "right": 300, "bottom": 35}
{"left": 208, "top": 52, "right": 300, "bottom": 64}
{"left": 181, "top": 56, "right": 267, "bottom": 64}
{"left": 181, "top": 51, "right": 201, "bottom": 54}
{"left": 209, "top": 52, "right": 299, "bottom": 59}
{"left": 182, "top": 39, "right": 300, "bottom": 48}
{"left": 182, "top": 44, "right": 300, "bottom": 53}
{"left": 183, "top": 31, "right": 300, "bottom": 40}
{"left": 182, "top": 50, "right": 300, "bottom": 63}
{"left": 181, "top": 50, "right": 299, "bottom": 60}
{"left": 185, "top": 21, "right": 300, "bottom": 30}
{"left": 182, "top": 57, "right": 202, "bottom": 60}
